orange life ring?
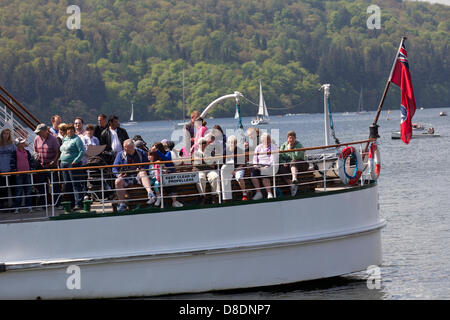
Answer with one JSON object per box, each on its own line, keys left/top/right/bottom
{"left": 337, "top": 146, "right": 363, "bottom": 185}
{"left": 368, "top": 143, "right": 381, "bottom": 180}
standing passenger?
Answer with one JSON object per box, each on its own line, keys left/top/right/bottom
{"left": 74, "top": 117, "right": 85, "bottom": 136}
{"left": 49, "top": 115, "right": 62, "bottom": 137}
{"left": 94, "top": 113, "right": 108, "bottom": 141}
{"left": 184, "top": 110, "right": 200, "bottom": 147}
{"left": 33, "top": 124, "right": 61, "bottom": 209}
{"left": 60, "top": 123, "right": 85, "bottom": 210}
{"left": 10, "top": 138, "right": 34, "bottom": 213}
{"left": 100, "top": 115, "right": 129, "bottom": 164}
{"left": 0, "top": 128, "right": 16, "bottom": 210}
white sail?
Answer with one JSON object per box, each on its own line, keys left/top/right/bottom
{"left": 251, "top": 82, "right": 269, "bottom": 125}
{"left": 130, "top": 102, "right": 134, "bottom": 121}
{"left": 258, "top": 81, "right": 269, "bottom": 118}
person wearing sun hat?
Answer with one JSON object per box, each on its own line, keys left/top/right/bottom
{"left": 33, "top": 123, "right": 61, "bottom": 209}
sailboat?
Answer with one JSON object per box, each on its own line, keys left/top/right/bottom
{"left": 355, "top": 87, "right": 367, "bottom": 114}
{"left": 251, "top": 81, "right": 269, "bottom": 125}
{"left": 122, "top": 101, "right": 138, "bottom": 126}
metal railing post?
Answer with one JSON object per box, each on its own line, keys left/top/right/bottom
{"left": 100, "top": 168, "right": 105, "bottom": 214}
{"left": 44, "top": 173, "right": 48, "bottom": 217}
{"left": 359, "top": 144, "right": 364, "bottom": 186}
{"left": 160, "top": 166, "right": 164, "bottom": 209}
{"left": 323, "top": 154, "right": 327, "bottom": 191}
{"left": 50, "top": 171, "right": 55, "bottom": 217}
{"left": 217, "top": 161, "right": 222, "bottom": 204}
{"left": 5, "top": 175, "right": 10, "bottom": 208}
{"left": 272, "top": 164, "right": 276, "bottom": 198}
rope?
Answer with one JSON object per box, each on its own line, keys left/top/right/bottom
{"left": 241, "top": 90, "right": 322, "bottom": 111}
{"left": 326, "top": 95, "right": 341, "bottom": 145}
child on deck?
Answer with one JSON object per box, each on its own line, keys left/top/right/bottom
{"left": 149, "top": 143, "right": 183, "bottom": 208}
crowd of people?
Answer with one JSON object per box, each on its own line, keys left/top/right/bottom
{"left": 0, "top": 111, "right": 309, "bottom": 213}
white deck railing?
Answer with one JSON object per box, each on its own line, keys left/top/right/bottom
{"left": 0, "top": 139, "right": 375, "bottom": 223}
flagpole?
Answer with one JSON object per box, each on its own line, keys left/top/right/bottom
{"left": 365, "top": 37, "right": 407, "bottom": 153}
{"left": 371, "top": 37, "right": 407, "bottom": 127}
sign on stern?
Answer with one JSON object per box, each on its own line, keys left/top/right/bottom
{"left": 162, "top": 172, "right": 199, "bottom": 186}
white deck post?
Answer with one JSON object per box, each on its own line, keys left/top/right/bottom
{"left": 100, "top": 169, "right": 105, "bottom": 214}
{"left": 160, "top": 166, "right": 164, "bottom": 209}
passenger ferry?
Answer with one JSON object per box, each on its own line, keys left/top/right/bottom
{"left": 0, "top": 86, "right": 385, "bottom": 299}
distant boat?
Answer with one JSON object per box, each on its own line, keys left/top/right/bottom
{"left": 355, "top": 87, "right": 368, "bottom": 114}
{"left": 392, "top": 123, "right": 439, "bottom": 139}
{"left": 122, "top": 102, "right": 138, "bottom": 126}
{"left": 251, "top": 81, "right": 269, "bottom": 126}
{"left": 440, "top": 111, "right": 447, "bottom": 116}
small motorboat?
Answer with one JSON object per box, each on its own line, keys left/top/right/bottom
{"left": 440, "top": 111, "right": 447, "bottom": 116}
{"left": 392, "top": 124, "right": 440, "bottom": 139}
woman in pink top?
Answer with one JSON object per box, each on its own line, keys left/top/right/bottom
{"left": 190, "top": 117, "right": 209, "bottom": 154}
{"left": 11, "top": 138, "right": 35, "bottom": 212}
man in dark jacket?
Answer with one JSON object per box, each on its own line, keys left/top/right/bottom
{"left": 94, "top": 113, "right": 108, "bottom": 141}
{"left": 100, "top": 115, "right": 129, "bottom": 164}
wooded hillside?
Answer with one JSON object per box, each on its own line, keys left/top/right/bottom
{"left": 0, "top": 0, "right": 448, "bottom": 123}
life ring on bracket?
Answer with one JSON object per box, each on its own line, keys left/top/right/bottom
{"left": 368, "top": 143, "right": 381, "bottom": 180}
{"left": 337, "top": 146, "right": 363, "bottom": 185}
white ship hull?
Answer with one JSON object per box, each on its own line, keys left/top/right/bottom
{"left": 0, "top": 184, "right": 383, "bottom": 299}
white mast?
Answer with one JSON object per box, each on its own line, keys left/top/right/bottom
{"left": 321, "top": 84, "right": 331, "bottom": 146}
{"left": 182, "top": 70, "right": 185, "bottom": 122}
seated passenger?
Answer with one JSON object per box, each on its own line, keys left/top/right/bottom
{"left": 149, "top": 142, "right": 183, "bottom": 208}
{"left": 245, "top": 127, "right": 260, "bottom": 164}
{"left": 279, "top": 130, "right": 308, "bottom": 196}
{"left": 221, "top": 135, "right": 248, "bottom": 201}
{"left": 250, "top": 132, "right": 279, "bottom": 200}
{"left": 113, "top": 139, "right": 156, "bottom": 212}
{"left": 192, "top": 134, "right": 220, "bottom": 204}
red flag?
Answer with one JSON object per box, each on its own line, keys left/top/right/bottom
{"left": 390, "top": 43, "right": 416, "bottom": 144}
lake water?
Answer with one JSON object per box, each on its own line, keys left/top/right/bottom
{"left": 124, "top": 107, "right": 450, "bottom": 300}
